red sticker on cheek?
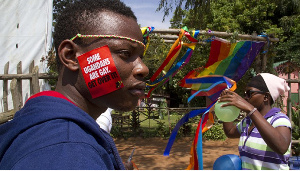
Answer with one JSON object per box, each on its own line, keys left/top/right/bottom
{"left": 77, "top": 45, "right": 124, "bottom": 99}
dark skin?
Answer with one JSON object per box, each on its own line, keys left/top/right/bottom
{"left": 55, "top": 11, "right": 149, "bottom": 169}
{"left": 55, "top": 11, "right": 149, "bottom": 120}
{"left": 220, "top": 88, "right": 291, "bottom": 155}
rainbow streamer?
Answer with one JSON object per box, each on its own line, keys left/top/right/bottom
{"left": 141, "top": 26, "right": 155, "bottom": 55}
{"left": 183, "top": 76, "right": 236, "bottom": 170}
{"left": 163, "top": 76, "right": 236, "bottom": 158}
{"left": 146, "top": 27, "right": 199, "bottom": 97}
{"left": 186, "top": 111, "right": 214, "bottom": 169}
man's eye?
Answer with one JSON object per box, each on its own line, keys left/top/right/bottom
{"left": 117, "top": 50, "right": 131, "bottom": 59}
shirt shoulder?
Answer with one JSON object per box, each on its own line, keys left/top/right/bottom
{"left": 268, "top": 113, "right": 291, "bottom": 128}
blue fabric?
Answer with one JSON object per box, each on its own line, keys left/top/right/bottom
{"left": 0, "top": 95, "right": 125, "bottom": 170}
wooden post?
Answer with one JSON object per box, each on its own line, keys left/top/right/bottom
{"left": 167, "top": 107, "right": 171, "bottom": 134}
{"left": 17, "top": 61, "right": 23, "bottom": 106}
{"left": 3, "top": 62, "right": 9, "bottom": 112}
{"left": 288, "top": 73, "right": 292, "bottom": 120}
{"left": 29, "top": 60, "right": 34, "bottom": 96}
{"left": 298, "top": 72, "right": 300, "bottom": 129}
{"left": 261, "top": 44, "right": 268, "bottom": 72}
{"left": 32, "top": 66, "right": 40, "bottom": 94}
{"left": 254, "top": 54, "right": 261, "bottom": 73}
{"left": 148, "top": 105, "right": 151, "bottom": 128}
{"left": 0, "top": 110, "right": 14, "bottom": 124}
{"left": 10, "top": 78, "right": 22, "bottom": 112}
{"left": 152, "top": 29, "right": 280, "bottom": 42}
{"left": 287, "top": 74, "right": 292, "bottom": 156}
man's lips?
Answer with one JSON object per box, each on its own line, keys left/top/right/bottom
{"left": 129, "top": 82, "right": 146, "bottom": 98}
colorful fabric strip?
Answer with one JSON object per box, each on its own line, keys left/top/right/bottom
{"left": 163, "top": 105, "right": 213, "bottom": 156}
{"left": 186, "top": 76, "right": 236, "bottom": 102}
{"left": 146, "top": 29, "right": 199, "bottom": 97}
{"left": 164, "top": 76, "right": 236, "bottom": 158}
{"left": 141, "top": 27, "right": 155, "bottom": 55}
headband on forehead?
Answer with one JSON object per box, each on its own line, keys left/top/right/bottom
{"left": 70, "top": 34, "right": 146, "bottom": 49}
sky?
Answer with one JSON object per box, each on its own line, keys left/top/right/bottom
{"left": 122, "top": 0, "right": 172, "bottom": 29}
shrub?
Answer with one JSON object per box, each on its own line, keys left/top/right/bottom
{"left": 155, "top": 121, "right": 170, "bottom": 138}
{"left": 291, "top": 105, "right": 300, "bottom": 156}
{"left": 203, "top": 123, "right": 227, "bottom": 141}
{"left": 110, "top": 126, "right": 131, "bottom": 139}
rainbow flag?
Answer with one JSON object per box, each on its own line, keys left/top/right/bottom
{"left": 180, "top": 38, "right": 265, "bottom": 100}
{"left": 179, "top": 38, "right": 265, "bottom": 170}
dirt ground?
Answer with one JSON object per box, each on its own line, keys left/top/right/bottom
{"left": 115, "top": 137, "right": 239, "bottom": 170}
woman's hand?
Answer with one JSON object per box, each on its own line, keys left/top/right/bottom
{"left": 218, "top": 89, "right": 254, "bottom": 113}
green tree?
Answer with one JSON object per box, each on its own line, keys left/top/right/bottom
{"left": 158, "top": 0, "right": 300, "bottom": 70}
{"left": 53, "top": 0, "right": 75, "bottom": 21}
{"left": 276, "top": 14, "right": 300, "bottom": 68}
{"left": 157, "top": 0, "right": 300, "bottom": 83}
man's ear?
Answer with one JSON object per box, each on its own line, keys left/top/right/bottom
{"left": 58, "top": 40, "right": 81, "bottom": 71}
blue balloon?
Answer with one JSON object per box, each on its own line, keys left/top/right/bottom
{"left": 213, "top": 154, "right": 242, "bottom": 170}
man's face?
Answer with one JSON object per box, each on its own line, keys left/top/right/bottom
{"left": 76, "top": 11, "right": 149, "bottom": 111}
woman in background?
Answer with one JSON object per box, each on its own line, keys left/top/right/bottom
{"left": 220, "top": 73, "right": 291, "bottom": 170}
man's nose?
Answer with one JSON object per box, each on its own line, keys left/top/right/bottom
{"left": 133, "top": 57, "right": 149, "bottom": 78}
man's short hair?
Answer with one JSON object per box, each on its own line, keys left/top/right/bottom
{"left": 53, "top": 0, "right": 137, "bottom": 70}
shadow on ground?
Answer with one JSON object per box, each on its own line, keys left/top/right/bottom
{"left": 115, "top": 137, "right": 239, "bottom": 170}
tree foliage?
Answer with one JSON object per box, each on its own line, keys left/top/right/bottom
{"left": 158, "top": 0, "right": 300, "bottom": 69}
{"left": 52, "top": 0, "right": 75, "bottom": 22}
{"left": 49, "top": 0, "right": 300, "bottom": 107}
{"left": 151, "top": 0, "right": 300, "bottom": 106}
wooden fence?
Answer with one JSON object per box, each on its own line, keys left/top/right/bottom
{"left": 0, "top": 61, "right": 56, "bottom": 124}
{"left": 0, "top": 60, "right": 299, "bottom": 144}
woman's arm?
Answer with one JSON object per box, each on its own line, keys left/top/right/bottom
{"left": 249, "top": 111, "right": 291, "bottom": 155}
{"left": 223, "top": 122, "right": 240, "bottom": 138}
{"left": 219, "top": 89, "right": 291, "bottom": 154}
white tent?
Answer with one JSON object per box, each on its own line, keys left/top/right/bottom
{"left": 0, "top": 0, "right": 53, "bottom": 111}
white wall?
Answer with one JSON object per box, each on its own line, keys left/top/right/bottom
{"left": 0, "top": 0, "right": 53, "bottom": 111}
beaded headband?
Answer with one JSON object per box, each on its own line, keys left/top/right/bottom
{"left": 70, "top": 34, "right": 146, "bottom": 49}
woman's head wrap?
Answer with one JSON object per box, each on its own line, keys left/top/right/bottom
{"left": 247, "top": 73, "right": 290, "bottom": 102}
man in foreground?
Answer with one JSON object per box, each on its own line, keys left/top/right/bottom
{"left": 0, "top": 0, "right": 148, "bottom": 169}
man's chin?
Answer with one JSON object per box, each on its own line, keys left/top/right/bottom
{"left": 110, "top": 102, "right": 138, "bottom": 112}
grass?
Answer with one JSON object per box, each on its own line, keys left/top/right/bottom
{"left": 138, "top": 110, "right": 183, "bottom": 128}
{"left": 111, "top": 109, "right": 196, "bottom": 138}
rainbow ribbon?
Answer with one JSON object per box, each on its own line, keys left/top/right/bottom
{"left": 186, "top": 76, "right": 236, "bottom": 170}
{"left": 141, "top": 26, "right": 155, "bottom": 55}
{"left": 146, "top": 27, "right": 199, "bottom": 97}
{"left": 186, "top": 75, "right": 237, "bottom": 102}
{"left": 186, "top": 111, "right": 214, "bottom": 170}
{"left": 163, "top": 76, "right": 236, "bottom": 159}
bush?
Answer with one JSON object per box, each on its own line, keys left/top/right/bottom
{"left": 203, "top": 123, "right": 227, "bottom": 141}
{"left": 291, "top": 105, "right": 300, "bottom": 156}
{"left": 110, "top": 126, "right": 131, "bottom": 139}
{"left": 155, "top": 121, "right": 170, "bottom": 138}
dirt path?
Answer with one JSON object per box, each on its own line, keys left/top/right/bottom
{"left": 115, "top": 137, "right": 239, "bottom": 170}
